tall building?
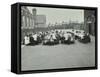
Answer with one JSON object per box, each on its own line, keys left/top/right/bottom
{"left": 32, "top": 8, "right": 37, "bottom": 27}
{"left": 84, "top": 10, "right": 95, "bottom": 36}
{"left": 32, "top": 8, "right": 46, "bottom": 28}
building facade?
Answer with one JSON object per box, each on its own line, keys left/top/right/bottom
{"left": 21, "top": 6, "right": 46, "bottom": 42}
{"left": 21, "top": 7, "right": 46, "bottom": 29}
{"left": 84, "top": 10, "right": 95, "bottom": 36}
{"left": 21, "top": 6, "right": 34, "bottom": 29}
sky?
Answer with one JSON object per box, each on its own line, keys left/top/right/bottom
{"left": 27, "top": 6, "right": 84, "bottom": 24}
